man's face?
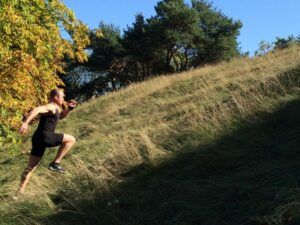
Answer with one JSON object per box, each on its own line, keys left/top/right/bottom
{"left": 54, "top": 91, "right": 65, "bottom": 106}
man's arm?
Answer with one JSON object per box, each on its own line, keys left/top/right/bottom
{"left": 60, "top": 100, "right": 77, "bottom": 120}
{"left": 19, "top": 104, "right": 54, "bottom": 134}
{"left": 59, "top": 108, "right": 71, "bottom": 120}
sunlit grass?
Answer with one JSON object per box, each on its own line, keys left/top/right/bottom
{"left": 1, "top": 46, "right": 300, "bottom": 225}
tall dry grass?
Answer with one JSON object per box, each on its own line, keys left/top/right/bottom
{"left": 0, "top": 46, "right": 300, "bottom": 224}
{"left": 53, "top": 46, "right": 300, "bottom": 208}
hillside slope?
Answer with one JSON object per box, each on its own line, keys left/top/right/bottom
{"left": 1, "top": 46, "right": 300, "bottom": 225}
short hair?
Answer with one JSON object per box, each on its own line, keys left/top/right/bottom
{"left": 50, "top": 89, "right": 64, "bottom": 99}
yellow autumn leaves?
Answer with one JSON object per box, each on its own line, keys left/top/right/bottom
{"left": 0, "top": 0, "right": 91, "bottom": 149}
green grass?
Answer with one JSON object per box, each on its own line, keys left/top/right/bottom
{"left": 1, "top": 46, "right": 300, "bottom": 225}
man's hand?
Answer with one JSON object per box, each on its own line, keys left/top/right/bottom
{"left": 67, "top": 99, "right": 77, "bottom": 110}
{"left": 19, "top": 122, "right": 29, "bottom": 134}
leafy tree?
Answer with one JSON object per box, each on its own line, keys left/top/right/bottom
{"left": 0, "top": 0, "right": 90, "bottom": 151}
{"left": 254, "top": 40, "right": 273, "bottom": 56}
{"left": 253, "top": 35, "right": 300, "bottom": 57}
{"left": 122, "top": 14, "right": 156, "bottom": 81}
{"left": 60, "top": 65, "right": 110, "bottom": 101}
{"left": 149, "top": 0, "right": 200, "bottom": 72}
{"left": 273, "top": 35, "right": 300, "bottom": 50}
{"left": 191, "top": 0, "right": 242, "bottom": 65}
{"left": 88, "top": 22, "right": 125, "bottom": 90}
{"left": 65, "top": 0, "right": 243, "bottom": 101}
{"left": 62, "top": 22, "right": 124, "bottom": 100}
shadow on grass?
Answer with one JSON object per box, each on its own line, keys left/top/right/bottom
{"left": 40, "top": 96, "right": 300, "bottom": 225}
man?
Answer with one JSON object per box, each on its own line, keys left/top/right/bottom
{"left": 17, "top": 89, "right": 77, "bottom": 195}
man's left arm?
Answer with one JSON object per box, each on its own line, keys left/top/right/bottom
{"left": 60, "top": 108, "right": 71, "bottom": 119}
{"left": 60, "top": 100, "right": 77, "bottom": 119}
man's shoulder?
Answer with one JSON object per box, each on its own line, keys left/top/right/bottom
{"left": 39, "top": 103, "right": 56, "bottom": 114}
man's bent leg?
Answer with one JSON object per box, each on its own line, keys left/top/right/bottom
{"left": 18, "top": 155, "right": 42, "bottom": 194}
{"left": 52, "top": 134, "right": 76, "bottom": 164}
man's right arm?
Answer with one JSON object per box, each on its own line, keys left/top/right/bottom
{"left": 19, "top": 104, "right": 53, "bottom": 134}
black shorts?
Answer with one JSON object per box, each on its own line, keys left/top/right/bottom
{"left": 31, "top": 131, "right": 64, "bottom": 157}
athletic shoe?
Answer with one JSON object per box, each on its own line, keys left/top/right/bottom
{"left": 48, "top": 162, "right": 65, "bottom": 173}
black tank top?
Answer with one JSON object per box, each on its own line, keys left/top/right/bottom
{"left": 36, "top": 108, "right": 60, "bottom": 133}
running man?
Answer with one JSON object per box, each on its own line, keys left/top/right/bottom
{"left": 17, "top": 89, "right": 77, "bottom": 194}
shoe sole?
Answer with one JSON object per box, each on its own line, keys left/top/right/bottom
{"left": 49, "top": 167, "right": 66, "bottom": 173}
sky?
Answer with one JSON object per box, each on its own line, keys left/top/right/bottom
{"left": 63, "top": 0, "right": 300, "bottom": 55}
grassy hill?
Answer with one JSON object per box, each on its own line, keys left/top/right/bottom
{"left": 1, "top": 46, "right": 300, "bottom": 225}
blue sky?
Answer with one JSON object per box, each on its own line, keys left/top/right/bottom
{"left": 63, "top": 0, "right": 300, "bottom": 55}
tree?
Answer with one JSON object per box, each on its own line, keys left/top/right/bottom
{"left": 149, "top": 0, "right": 200, "bottom": 72}
{"left": 63, "top": 22, "right": 124, "bottom": 100}
{"left": 191, "top": 0, "right": 242, "bottom": 65}
{"left": 88, "top": 22, "right": 125, "bottom": 90}
{"left": 0, "top": 0, "right": 90, "bottom": 151}
{"left": 122, "top": 14, "right": 156, "bottom": 81}
{"left": 254, "top": 40, "right": 273, "bottom": 56}
{"left": 273, "top": 35, "right": 300, "bottom": 50}
{"left": 64, "top": 0, "right": 243, "bottom": 102}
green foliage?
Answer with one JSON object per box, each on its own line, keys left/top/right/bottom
{"left": 254, "top": 40, "right": 273, "bottom": 56}
{"left": 150, "top": 0, "right": 201, "bottom": 72}
{"left": 61, "top": 22, "right": 124, "bottom": 100}
{"left": 122, "top": 14, "right": 158, "bottom": 80}
{"left": 0, "top": 107, "right": 22, "bottom": 155}
{"left": 67, "top": 0, "right": 242, "bottom": 100}
{"left": 254, "top": 35, "right": 300, "bottom": 57}
{"left": 274, "top": 35, "right": 300, "bottom": 50}
{"left": 88, "top": 22, "right": 123, "bottom": 70}
{"left": 191, "top": 0, "right": 242, "bottom": 64}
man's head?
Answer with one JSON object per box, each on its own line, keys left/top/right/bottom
{"left": 50, "top": 89, "right": 65, "bottom": 106}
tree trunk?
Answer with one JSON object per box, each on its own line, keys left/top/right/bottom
{"left": 184, "top": 47, "right": 189, "bottom": 70}
{"left": 165, "top": 50, "right": 171, "bottom": 72}
{"left": 173, "top": 54, "right": 179, "bottom": 72}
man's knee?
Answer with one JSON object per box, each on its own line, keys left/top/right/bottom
{"left": 68, "top": 135, "right": 76, "bottom": 145}
{"left": 71, "top": 136, "right": 76, "bottom": 144}
{"left": 63, "top": 134, "right": 76, "bottom": 145}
